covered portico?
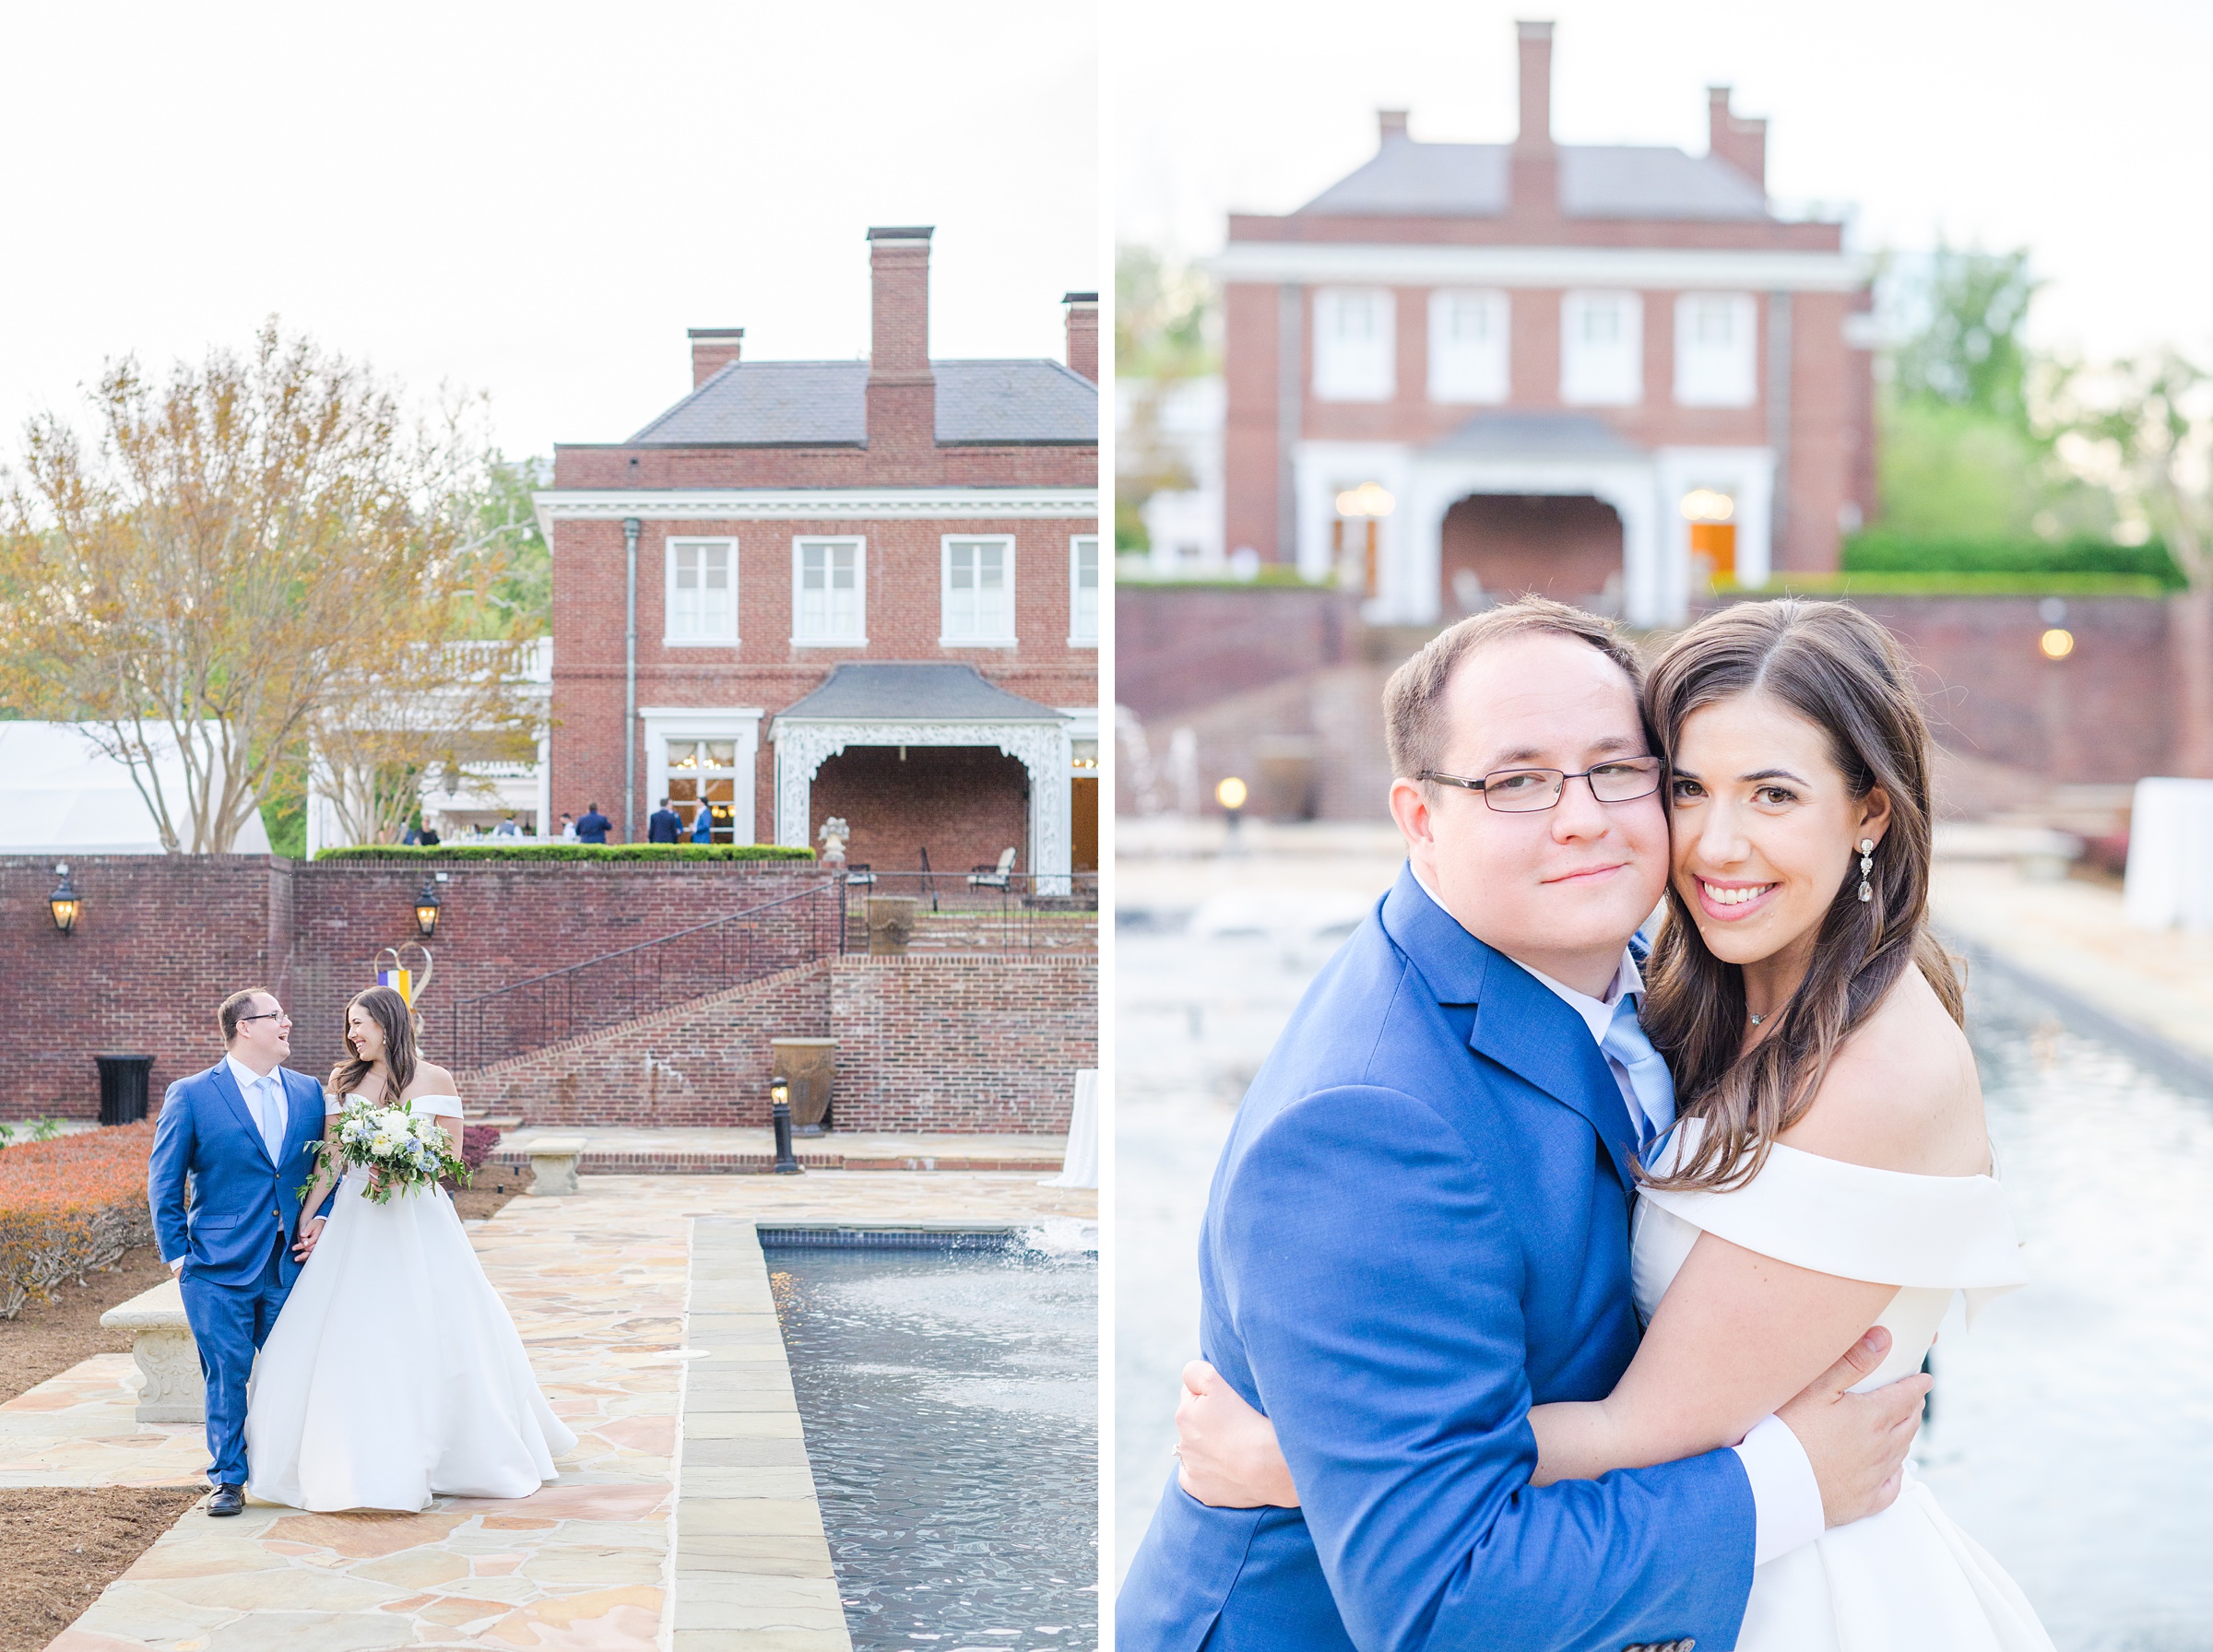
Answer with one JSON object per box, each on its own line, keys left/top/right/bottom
{"left": 1294, "top": 415, "right": 1773, "bottom": 629}
{"left": 772, "top": 663, "right": 1072, "bottom": 889}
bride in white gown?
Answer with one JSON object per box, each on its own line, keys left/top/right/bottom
{"left": 244, "top": 985, "right": 575, "bottom": 1512}
{"left": 1172, "top": 600, "right": 2057, "bottom": 1650}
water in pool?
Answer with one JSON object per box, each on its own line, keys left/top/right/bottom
{"left": 767, "top": 1233, "right": 1098, "bottom": 1651}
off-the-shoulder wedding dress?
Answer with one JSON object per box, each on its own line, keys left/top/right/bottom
{"left": 243, "top": 1093, "right": 576, "bottom": 1512}
{"left": 1634, "top": 1119, "right": 2053, "bottom": 1652}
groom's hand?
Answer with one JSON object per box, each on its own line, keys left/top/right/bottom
{"left": 291, "top": 1216, "right": 327, "bottom": 1261}
{"left": 1778, "top": 1327, "right": 1932, "bottom": 1528}
{"left": 1176, "top": 1361, "right": 1301, "bottom": 1508}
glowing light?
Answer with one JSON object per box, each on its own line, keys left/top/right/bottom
{"left": 1680, "top": 488, "right": 1735, "bottom": 524}
{"left": 2039, "top": 628, "right": 2076, "bottom": 661}
{"left": 1334, "top": 482, "right": 1397, "bottom": 518}
{"left": 1215, "top": 776, "right": 1249, "bottom": 811}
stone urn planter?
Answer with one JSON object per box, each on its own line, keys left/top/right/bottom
{"left": 772, "top": 1037, "right": 836, "bottom": 1135}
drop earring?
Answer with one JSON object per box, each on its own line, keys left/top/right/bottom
{"left": 1857, "top": 838, "right": 1875, "bottom": 903}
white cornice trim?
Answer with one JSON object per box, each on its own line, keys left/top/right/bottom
{"left": 533, "top": 488, "right": 1098, "bottom": 541}
{"left": 1209, "top": 242, "right": 1868, "bottom": 293}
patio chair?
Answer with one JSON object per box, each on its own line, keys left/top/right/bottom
{"left": 844, "top": 863, "right": 878, "bottom": 888}
{"left": 967, "top": 847, "right": 1016, "bottom": 891}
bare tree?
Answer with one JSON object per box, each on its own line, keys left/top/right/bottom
{"left": 0, "top": 323, "right": 513, "bottom": 851}
{"left": 2053, "top": 351, "right": 2213, "bottom": 774}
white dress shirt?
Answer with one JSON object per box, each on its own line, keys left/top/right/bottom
{"left": 224, "top": 1054, "right": 290, "bottom": 1164}
{"left": 1407, "top": 867, "right": 1826, "bottom": 1566}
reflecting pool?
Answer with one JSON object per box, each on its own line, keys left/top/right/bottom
{"left": 769, "top": 1232, "right": 1098, "bottom": 1652}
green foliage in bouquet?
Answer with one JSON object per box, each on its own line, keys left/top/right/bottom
{"left": 311, "top": 1097, "right": 472, "bottom": 1205}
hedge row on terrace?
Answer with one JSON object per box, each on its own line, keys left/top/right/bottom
{"left": 314, "top": 844, "right": 817, "bottom": 864}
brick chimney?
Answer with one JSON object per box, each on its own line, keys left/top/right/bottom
{"left": 865, "top": 225, "right": 936, "bottom": 469}
{"left": 1062, "top": 291, "right": 1098, "bottom": 383}
{"left": 1708, "top": 86, "right": 1768, "bottom": 190}
{"left": 1378, "top": 108, "right": 1409, "bottom": 146}
{"left": 1509, "top": 20, "right": 1558, "bottom": 219}
{"left": 687, "top": 327, "right": 744, "bottom": 387}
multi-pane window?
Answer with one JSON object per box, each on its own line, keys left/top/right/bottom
{"left": 942, "top": 537, "right": 1015, "bottom": 644}
{"left": 1427, "top": 289, "right": 1509, "bottom": 404}
{"left": 1313, "top": 287, "right": 1395, "bottom": 402}
{"left": 1675, "top": 292, "right": 1758, "bottom": 408}
{"left": 1070, "top": 535, "right": 1099, "bottom": 646}
{"left": 1559, "top": 290, "right": 1643, "bottom": 407}
{"left": 667, "top": 538, "right": 737, "bottom": 643}
{"left": 666, "top": 738, "right": 738, "bottom": 843}
{"left": 793, "top": 537, "right": 865, "bottom": 644}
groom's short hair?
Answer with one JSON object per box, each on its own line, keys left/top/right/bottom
{"left": 1384, "top": 596, "right": 1646, "bottom": 783}
{"left": 218, "top": 986, "right": 274, "bottom": 1045}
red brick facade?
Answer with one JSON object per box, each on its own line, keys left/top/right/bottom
{"left": 810, "top": 746, "right": 1030, "bottom": 876}
{"left": 1215, "top": 20, "right": 1873, "bottom": 627}
{"left": 542, "top": 226, "right": 1099, "bottom": 866}
{"left": 458, "top": 951, "right": 1094, "bottom": 1135}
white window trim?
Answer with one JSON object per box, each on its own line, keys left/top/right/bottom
{"left": 662, "top": 535, "right": 740, "bottom": 647}
{"left": 1068, "top": 534, "right": 1099, "bottom": 649}
{"left": 640, "top": 707, "right": 765, "bottom": 845}
{"left": 789, "top": 535, "right": 869, "bottom": 647}
{"left": 1426, "top": 289, "right": 1509, "bottom": 405}
{"left": 1559, "top": 289, "right": 1644, "bottom": 407}
{"left": 940, "top": 533, "right": 1019, "bottom": 648}
{"left": 1312, "top": 286, "right": 1397, "bottom": 403}
{"left": 1673, "top": 291, "right": 1758, "bottom": 409}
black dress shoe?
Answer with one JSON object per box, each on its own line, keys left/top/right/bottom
{"left": 207, "top": 1483, "right": 244, "bottom": 1516}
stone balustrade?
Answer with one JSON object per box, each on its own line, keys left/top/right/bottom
{"left": 99, "top": 1277, "right": 203, "bottom": 1423}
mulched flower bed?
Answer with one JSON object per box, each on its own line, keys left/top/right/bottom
{"left": 0, "top": 1486, "right": 206, "bottom": 1651}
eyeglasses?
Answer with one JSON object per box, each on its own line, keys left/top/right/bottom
{"left": 238, "top": 1010, "right": 291, "bottom": 1026}
{"left": 1420, "top": 756, "right": 1663, "bottom": 813}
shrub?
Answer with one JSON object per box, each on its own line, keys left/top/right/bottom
{"left": 0, "top": 1123, "right": 156, "bottom": 1319}
{"left": 314, "top": 844, "right": 816, "bottom": 864}
{"left": 459, "top": 1125, "right": 502, "bottom": 1177}
{"left": 1841, "top": 531, "right": 2184, "bottom": 588}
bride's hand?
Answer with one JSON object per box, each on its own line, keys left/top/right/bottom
{"left": 291, "top": 1216, "right": 326, "bottom": 1261}
{"left": 1175, "top": 1360, "right": 1300, "bottom": 1508}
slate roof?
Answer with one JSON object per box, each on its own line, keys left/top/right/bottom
{"left": 775, "top": 663, "right": 1068, "bottom": 725}
{"left": 1296, "top": 141, "right": 1769, "bottom": 221}
{"left": 626, "top": 360, "right": 1097, "bottom": 447}
{"left": 1424, "top": 410, "right": 1646, "bottom": 459}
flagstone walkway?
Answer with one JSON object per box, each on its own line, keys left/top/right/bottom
{"left": 4, "top": 1173, "right": 1094, "bottom": 1652}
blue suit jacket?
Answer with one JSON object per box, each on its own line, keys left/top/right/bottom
{"left": 148, "top": 1062, "right": 328, "bottom": 1287}
{"left": 1118, "top": 867, "right": 1757, "bottom": 1652}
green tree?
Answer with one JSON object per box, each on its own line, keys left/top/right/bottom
{"left": 456, "top": 453, "right": 551, "bottom": 638}
{"left": 1116, "top": 245, "right": 1217, "bottom": 552}
{"left": 1891, "top": 244, "right": 2038, "bottom": 429}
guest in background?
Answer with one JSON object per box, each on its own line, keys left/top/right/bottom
{"left": 574, "top": 804, "right": 610, "bottom": 844}
{"left": 647, "top": 798, "right": 682, "bottom": 844}
{"left": 401, "top": 820, "right": 422, "bottom": 845}
{"left": 692, "top": 803, "right": 715, "bottom": 844}
{"left": 494, "top": 814, "right": 521, "bottom": 838}
{"left": 418, "top": 822, "right": 442, "bottom": 847}
{"left": 557, "top": 813, "right": 577, "bottom": 842}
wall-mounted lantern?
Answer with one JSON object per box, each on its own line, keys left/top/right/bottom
{"left": 48, "top": 864, "right": 80, "bottom": 936}
{"left": 413, "top": 878, "right": 443, "bottom": 938}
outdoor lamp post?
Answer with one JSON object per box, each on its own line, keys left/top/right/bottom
{"left": 1216, "top": 776, "right": 1249, "bottom": 848}
{"left": 413, "top": 879, "right": 443, "bottom": 938}
{"left": 48, "top": 864, "right": 80, "bottom": 936}
{"left": 769, "top": 1075, "right": 802, "bottom": 1174}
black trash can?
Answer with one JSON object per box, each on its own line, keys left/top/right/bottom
{"left": 96, "top": 1054, "right": 154, "bottom": 1126}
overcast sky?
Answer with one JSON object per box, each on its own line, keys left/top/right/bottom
{"left": 0, "top": 2, "right": 1096, "bottom": 464}
{"left": 1114, "top": 0, "right": 2213, "bottom": 360}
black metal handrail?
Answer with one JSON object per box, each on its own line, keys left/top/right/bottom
{"left": 839, "top": 869, "right": 1098, "bottom": 953}
{"left": 439, "top": 880, "right": 846, "bottom": 1070}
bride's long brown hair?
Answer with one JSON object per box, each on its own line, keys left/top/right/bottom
{"left": 328, "top": 985, "right": 419, "bottom": 1104}
{"left": 1639, "top": 600, "right": 1962, "bottom": 1194}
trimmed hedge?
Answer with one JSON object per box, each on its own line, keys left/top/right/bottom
{"left": 1719, "top": 570, "right": 2172, "bottom": 599}
{"left": 0, "top": 1123, "right": 155, "bottom": 1319}
{"left": 1840, "top": 532, "right": 2185, "bottom": 588}
{"left": 314, "top": 844, "right": 816, "bottom": 864}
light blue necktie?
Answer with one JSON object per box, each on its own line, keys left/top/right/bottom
{"left": 254, "top": 1074, "right": 287, "bottom": 1164}
{"left": 1601, "top": 995, "right": 1676, "bottom": 1163}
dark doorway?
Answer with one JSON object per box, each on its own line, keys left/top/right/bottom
{"left": 1440, "top": 494, "right": 1624, "bottom": 617}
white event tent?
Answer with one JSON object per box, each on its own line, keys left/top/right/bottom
{"left": 0, "top": 722, "right": 270, "bottom": 855}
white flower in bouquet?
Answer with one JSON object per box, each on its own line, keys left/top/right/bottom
{"left": 311, "top": 1092, "right": 470, "bottom": 1206}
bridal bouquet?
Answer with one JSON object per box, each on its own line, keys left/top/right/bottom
{"left": 312, "top": 1097, "right": 470, "bottom": 1204}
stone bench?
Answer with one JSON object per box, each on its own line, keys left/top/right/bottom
{"left": 100, "top": 1277, "right": 202, "bottom": 1424}
{"left": 527, "top": 1135, "right": 586, "bottom": 1197}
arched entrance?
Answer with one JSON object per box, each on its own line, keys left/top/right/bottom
{"left": 1439, "top": 493, "right": 1625, "bottom": 618}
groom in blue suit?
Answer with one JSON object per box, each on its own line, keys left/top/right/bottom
{"left": 149, "top": 987, "right": 334, "bottom": 1516}
{"left": 1118, "top": 602, "right": 1924, "bottom": 1651}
